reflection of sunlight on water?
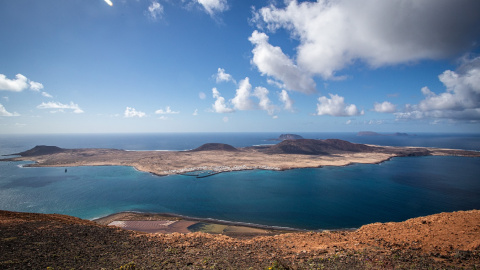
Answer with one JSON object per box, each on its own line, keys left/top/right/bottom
{"left": 26, "top": 203, "right": 37, "bottom": 209}
{"left": 14, "top": 161, "right": 35, "bottom": 168}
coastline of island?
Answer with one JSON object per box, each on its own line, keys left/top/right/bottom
{"left": 2, "top": 138, "right": 479, "bottom": 177}
{"left": 1, "top": 137, "right": 480, "bottom": 268}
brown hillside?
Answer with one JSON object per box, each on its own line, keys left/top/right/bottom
{"left": 190, "top": 143, "right": 238, "bottom": 152}
{"left": 263, "top": 139, "right": 374, "bottom": 155}
{"left": 14, "top": 145, "right": 65, "bottom": 157}
{"left": 0, "top": 210, "right": 479, "bottom": 269}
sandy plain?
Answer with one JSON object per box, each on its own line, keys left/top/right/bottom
{"left": 5, "top": 142, "right": 480, "bottom": 177}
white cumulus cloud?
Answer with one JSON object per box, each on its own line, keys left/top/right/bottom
{"left": 253, "top": 0, "right": 480, "bottom": 80}
{"left": 267, "top": 79, "right": 285, "bottom": 89}
{"left": 215, "top": 68, "right": 235, "bottom": 84}
{"left": 279, "top": 90, "right": 294, "bottom": 111}
{"left": 29, "top": 81, "right": 44, "bottom": 91}
{"left": 212, "top": 88, "right": 234, "bottom": 113}
{"left": 147, "top": 1, "right": 164, "bottom": 20}
{"left": 212, "top": 79, "right": 278, "bottom": 115}
{"left": 373, "top": 101, "right": 397, "bottom": 113}
{"left": 41, "top": 92, "right": 53, "bottom": 98}
{"left": 231, "top": 77, "right": 254, "bottom": 111}
{"left": 0, "top": 104, "right": 20, "bottom": 117}
{"left": 316, "top": 94, "right": 363, "bottom": 116}
{"left": 0, "top": 74, "right": 49, "bottom": 94}
{"left": 196, "top": 0, "right": 228, "bottom": 16}
{"left": 396, "top": 56, "right": 480, "bottom": 121}
{"left": 253, "top": 86, "right": 275, "bottom": 115}
{"left": 37, "top": 101, "right": 84, "bottom": 114}
{"left": 155, "top": 106, "right": 179, "bottom": 114}
{"left": 193, "top": 109, "right": 198, "bottom": 116}
{"left": 199, "top": 92, "right": 206, "bottom": 100}
{"left": 0, "top": 74, "right": 29, "bottom": 92}
{"left": 249, "top": 31, "right": 316, "bottom": 94}
{"left": 124, "top": 107, "right": 146, "bottom": 118}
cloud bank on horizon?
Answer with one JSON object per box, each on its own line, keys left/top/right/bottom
{"left": 1, "top": 0, "right": 480, "bottom": 133}
{"left": 396, "top": 57, "right": 480, "bottom": 121}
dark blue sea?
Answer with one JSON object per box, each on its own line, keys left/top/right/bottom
{"left": 0, "top": 132, "right": 479, "bottom": 230}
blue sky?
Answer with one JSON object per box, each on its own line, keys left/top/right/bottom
{"left": 1, "top": 0, "right": 480, "bottom": 134}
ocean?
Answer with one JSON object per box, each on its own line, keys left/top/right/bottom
{"left": 0, "top": 132, "right": 479, "bottom": 230}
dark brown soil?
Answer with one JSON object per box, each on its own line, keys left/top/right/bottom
{"left": 263, "top": 139, "right": 375, "bottom": 155}
{"left": 190, "top": 143, "right": 238, "bottom": 152}
{"left": 1, "top": 210, "right": 479, "bottom": 269}
{"left": 13, "top": 145, "right": 65, "bottom": 156}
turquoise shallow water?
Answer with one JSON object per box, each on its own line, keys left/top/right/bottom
{"left": 1, "top": 155, "right": 479, "bottom": 230}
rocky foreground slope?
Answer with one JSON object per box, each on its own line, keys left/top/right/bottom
{"left": 0, "top": 210, "right": 479, "bottom": 269}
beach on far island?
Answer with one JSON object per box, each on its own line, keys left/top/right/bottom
{"left": 4, "top": 138, "right": 479, "bottom": 177}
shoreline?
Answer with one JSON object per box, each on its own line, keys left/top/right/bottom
{"left": 2, "top": 139, "right": 479, "bottom": 178}
{"left": 8, "top": 155, "right": 401, "bottom": 179}
{"left": 93, "top": 211, "right": 309, "bottom": 231}
{"left": 93, "top": 211, "right": 308, "bottom": 237}
{"left": 11, "top": 153, "right": 476, "bottom": 178}
{"left": 1, "top": 151, "right": 401, "bottom": 177}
